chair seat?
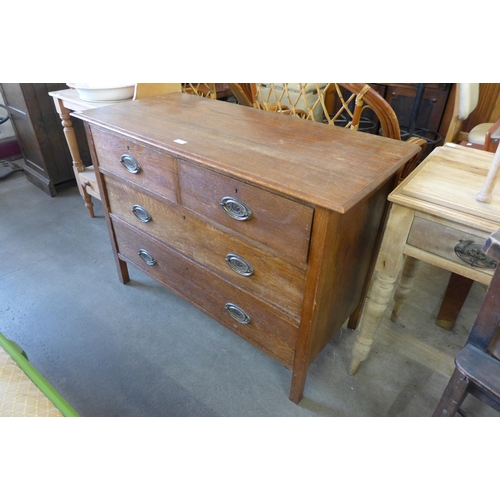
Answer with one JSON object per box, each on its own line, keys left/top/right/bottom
{"left": 468, "top": 122, "right": 499, "bottom": 145}
{"left": 456, "top": 344, "right": 500, "bottom": 400}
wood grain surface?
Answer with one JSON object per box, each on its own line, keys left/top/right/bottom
{"left": 75, "top": 92, "right": 419, "bottom": 212}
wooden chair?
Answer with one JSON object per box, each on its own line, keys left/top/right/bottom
{"left": 227, "top": 83, "right": 426, "bottom": 180}
{"left": 229, "top": 83, "right": 400, "bottom": 133}
{"left": 433, "top": 228, "right": 500, "bottom": 416}
{"left": 445, "top": 83, "right": 500, "bottom": 152}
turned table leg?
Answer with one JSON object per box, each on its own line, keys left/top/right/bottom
{"left": 349, "top": 204, "right": 415, "bottom": 375}
{"left": 391, "top": 255, "right": 420, "bottom": 321}
{"left": 52, "top": 97, "right": 94, "bottom": 216}
{"left": 82, "top": 181, "right": 95, "bottom": 218}
{"left": 350, "top": 270, "right": 400, "bottom": 374}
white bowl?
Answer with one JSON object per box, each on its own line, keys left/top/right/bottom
{"left": 68, "top": 83, "right": 135, "bottom": 102}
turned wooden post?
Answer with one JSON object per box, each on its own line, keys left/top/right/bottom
{"left": 391, "top": 256, "right": 420, "bottom": 321}
{"left": 350, "top": 204, "right": 415, "bottom": 375}
{"left": 477, "top": 146, "right": 500, "bottom": 203}
{"left": 52, "top": 97, "right": 86, "bottom": 198}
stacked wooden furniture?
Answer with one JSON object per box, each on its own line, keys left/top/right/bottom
{"left": 74, "top": 92, "right": 418, "bottom": 402}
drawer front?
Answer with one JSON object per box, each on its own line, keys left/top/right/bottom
{"left": 91, "top": 126, "right": 178, "bottom": 203}
{"left": 407, "top": 217, "right": 497, "bottom": 272}
{"left": 105, "top": 175, "right": 306, "bottom": 321}
{"left": 178, "top": 160, "right": 314, "bottom": 264}
{"left": 113, "top": 219, "right": 299, "bottom": 368}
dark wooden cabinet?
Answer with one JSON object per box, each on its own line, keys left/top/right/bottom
{"left": 369, "top": 83, "right": 451, "bottom": 159}
{"left": 380, "top": 83, "right": 451, "bottom": 134}
{"left": 371, "top": 83, "right": 450, "bottom": 142}
{"left": 0, "top": 83, "right": 88, "bottom": 196}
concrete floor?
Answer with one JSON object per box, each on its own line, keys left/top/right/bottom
{"left": 1, "top": 164, "right": 498, "bottom": 417}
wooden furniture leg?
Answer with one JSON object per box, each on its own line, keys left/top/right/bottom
{"left": 350, "top": 205, "right": 415, "bottom": 374}
{"left": 436, "top": 273, "right": 474, "bottom": 330}
{"left": 82, "top": 181, "right": 95, "bottom": 218}
{"left": 391, "top": 256, "right": 421, "bottom": 321}
{"left": 432, "top": 368, "right": 469, "bottom": 416}
{"left": 51, "top": 96, "right": 98, "bottom": 217}
{"left": 52, "top": 98, "right": 85, "bottom": 193}
{"left": 350, "top": 271, "right": 400, "bottom": 374}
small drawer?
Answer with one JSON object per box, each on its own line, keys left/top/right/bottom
{"left": 105, "top": 175, "right": 306, "bottom": 321}
{"left": 178, "top": 160, "right": 314, "bottom": 264}
{"left": 112, "top": 219, "right": 299, "bottom": 368}
{"left": 91, "top": 126, "right": 177, "bottom": 203}
{"left": 407, "top": 217, "right": 497, "bottom": 271}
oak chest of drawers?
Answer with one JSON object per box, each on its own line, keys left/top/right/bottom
{"left": 75, "top": 93, "right": 419, "bottom": 402}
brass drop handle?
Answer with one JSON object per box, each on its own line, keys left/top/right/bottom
{"left": 120, "top": 154, "right": 141, "bottom": 174}
{"left": 225, "top": 254, "right": 254, "bottom": 276}
{"left": 220, "top": 196, "right": 252, "bottom": 221}
{"left": 132, "top": 204, "right": 152, "bottom": 223}
{"left": 224, "top": 303, "right": 251, "bottom": 324}
{"left": 138, "top": 249, "right": 156, "bottom": 266}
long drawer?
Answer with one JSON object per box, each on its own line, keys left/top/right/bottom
{"left": 178, "top": 160, "right": 314, "bottom": 265}
{"left": 92, "top": 126, "right": 178, "bottom": 203}
{"left": 105, "top": 174, "right": 307, "bottom": 321}
{"left": 112, "top": 218, "right": 299, "bottom": 368}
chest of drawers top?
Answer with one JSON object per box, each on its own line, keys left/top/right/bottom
{"left": 75, "top": 92, "right": 419, "bottom": 212}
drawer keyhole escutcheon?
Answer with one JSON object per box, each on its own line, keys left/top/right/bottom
{"left": 220, "top": 196, "right": 252, "bottom": 221}
{"left": 132, "top": 204, "right": 152, "bottom": 223}
{"left": 120, "top": 154, "right": 141, "bottom": 174}
{"left": 225, "top": 254, "right": 254, "bottom": 276}
{"left": 454, "top": 239, "right": 497, "bottom": 268}
{"left": 224, "top": 303, "right": 251, "bottom": 324}
{"left": 138, "top": 249, "right": 157, "bottom": 266}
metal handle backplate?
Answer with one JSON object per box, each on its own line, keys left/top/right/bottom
{"left": 132, "top": 204, "right": 152, "bottom": 223}
{"left": 220, "top": 196, "right": 252, "bottom": 221}
{"left": 120, "top": 154, "right": 141, "bottom": 174}
{"left": 454, "top": 239, "right": 497, "bottom": 268}
{"left": 225, "top": 254, "right": 254, "bottom": 276}
{"left": 224, "top": 303, "right": 251, "bottom": 324}
{"left": 138, "top": 249, "right": 156, "bottom": 266}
